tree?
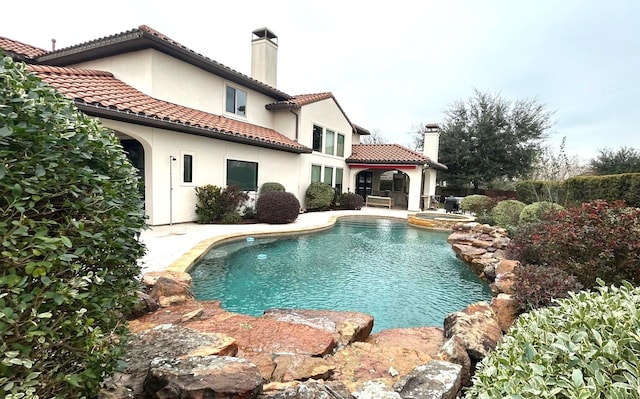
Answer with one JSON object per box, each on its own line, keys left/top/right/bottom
{"left": 407, "top": 123, "right": 426, "bottom": 151}
{"left": 1, "top": 56, "right": 146, "bottom": 397}
{"left": 437, "top": 89, "right": 553, "bottom": 190}
{"left": 360, "top": 129, "right": 388, "bottom": 144}
{"left": 589, "top": 146, "right": 640, "bottom": 175}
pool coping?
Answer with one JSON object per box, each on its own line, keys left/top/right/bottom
{"left": 165, "top": 213, "right": 410, "bottom": 273}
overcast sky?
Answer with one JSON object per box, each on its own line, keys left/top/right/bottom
{"left": 3, "top": 1, "right": 639, "bottom": 161}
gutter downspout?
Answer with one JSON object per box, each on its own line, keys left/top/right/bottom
{"left": 289, "top": 109, "right": 299, "bottom": 142}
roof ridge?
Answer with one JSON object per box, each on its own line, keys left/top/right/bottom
{"left": 0, "top": 36, "right": 48, "bottom": 58}
{"left": 27, "top": 64, "right": 114, "bottom": 77}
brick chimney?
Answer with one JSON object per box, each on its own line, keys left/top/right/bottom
{"left": 251, "top": 28, "right": 278, "bottom": 87}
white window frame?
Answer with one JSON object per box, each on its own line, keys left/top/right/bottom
{"left": 225, "top": 85, "right": 247, "bottom": 117}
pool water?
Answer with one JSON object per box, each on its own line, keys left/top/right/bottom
{"left": 189, "top": 217, "right": 492, "bottom": 332}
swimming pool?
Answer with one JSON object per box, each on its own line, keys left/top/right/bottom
{"left": 189, "top": 217, "right": 492, "bottom": 332}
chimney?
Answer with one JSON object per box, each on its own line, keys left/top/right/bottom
{"left": 423, "top": 123, "right": 440, "bottom": 162}
{"left": 251, "top": 28, "right": 278, "bottom": 87}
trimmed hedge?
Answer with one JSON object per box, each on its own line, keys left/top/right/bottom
{"left": 460, "top": 194, "right": 495, "bottom": 214}
{"left": 256, "top": 191, "right": 300, "bottom": 224}
{"left": 491, "top": 199, "right": 526, "bottom": 228}
{"left": 259, "top": 182, "right": 285, "bottom": 195}
{"left": 0, "top": 56, "right": 146, "bottom": 398}
{"left": 304, "top": 182, "right": 335, "bottom": 210}
{"left": 516, "top": 173, "right": 640, "bottom": 207}
{"left": 464, "top": 282, "right": 640, "bottom": 399}
{"left": 518, "top": 201, "right": 564, "bottom": 224}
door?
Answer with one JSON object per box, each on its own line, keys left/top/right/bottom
{"left": 356, "top": 171, "right": 373, "bottom": 199}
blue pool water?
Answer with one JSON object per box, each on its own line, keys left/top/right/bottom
{"left": 190, "top": 217, "right": 492, "bottom": 332}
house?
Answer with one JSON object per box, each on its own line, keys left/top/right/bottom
{"left": 0, "top": 25, "right": 446, "bottom": 225}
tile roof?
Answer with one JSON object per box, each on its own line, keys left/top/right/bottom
{"left": 36, "top": 25, "right": 291, "bottom": 100}
{"left": 26, "top": 64, "right": 311, "bottom": 153}
{"left": 0, "top": 36, "right": 47, "bottom": 60}
{"left": 347, "top": 144, "right": 447, "bottom": 169}
{"left": 266, "top": 92, "right": 334, "bottom": 109}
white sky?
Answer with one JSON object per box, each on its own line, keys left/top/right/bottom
{"left": 3, "top": 0, "right": 639, "bottom": 161}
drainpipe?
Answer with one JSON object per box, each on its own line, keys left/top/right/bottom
{"left": 289, "top": 109, "right": 299, "bottom": 141}
{"left": 169, "top": 155, "right": 176, "bottom": 225}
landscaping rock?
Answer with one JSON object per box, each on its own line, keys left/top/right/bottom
{"left": 494, "top": 272, "right": 515, "bottom": 294}
{"left": 145, "top": 356, "right": 263, "bottom": 399}
{"left": 263, "top": 308, "right": 374, "bottom": 345}
{"left": 129, "top": 290, "right": 160, "bottom": 319}
{"left": 148, "top": 276, "right": 194, "bottom": 307}
{"left": 393, "top": 361, "right": 463, "bottom": 399}
{"left": 329, "top": 341, "right": 432, "bottom": 392}
{"left": 271, "top": 354, "right": 334, "bottom": 382}
{"left": 260, "top": 380, "right": 353, "bottom": 399}
{"left": 354, "top": 381, "right": 401, "bottom": 399}
{"left": 437, "top": 336, "right": 471, "bottom": 386}
{"left": 443, "top": 302, "right": 502, "bottom": 361}
{"left": 495, "top": 259, "right": 519, "bottom": 275}
{"left": 142, "top": 270, "right": 193, "bottom": 287}
{"left": 491, "top": 293, "right": 519, "bottom": 333}
{"left": 366, "top": 327, "right": 445, "bottom": 359}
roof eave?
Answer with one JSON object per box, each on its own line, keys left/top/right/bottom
{"left": 75, "top": 103, "right": 312, "bottom": 154}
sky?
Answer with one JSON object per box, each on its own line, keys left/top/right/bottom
{"left": 3, "top": 0, "right": 639, "bottom": 162}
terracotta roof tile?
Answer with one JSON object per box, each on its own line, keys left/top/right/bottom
{"left": 26, "top": 64, "right": 310, "bottom": 153}
{"left": 266, "top": 92, "right": 334, "bottom": 109}
{"left": 347, "top": 144, "right": 447, "bottom": 169}
{"left": 0, "top": 36, "right": 47, "bottom": 59}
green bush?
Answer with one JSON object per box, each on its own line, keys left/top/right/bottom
{"left": 343, "top": 193, "right": 364, "bottom": 210}
{"left": 220, "top": 211, "right": 242, "bottom": 224}
{"left": 509, "top": 200, "right": 640, "bottom": 288}
{"left": 518, "top": 201, "right": 564, "bottom": 224}
{"left": 256, "top": 191, "right": 300, "bottom": 224}
{"left": 490, "top": 199, "right": 526, "bottom": 228}
{"left": 460, "top": 194, "right": 495, "bottom": 214}
{"left": 195, "top": 185, "right": 249, "bottom": 223}
{"left": 259, "top": 182, "right": 285, "bottom": 195}
{"left": 464, "top": 282, "right": 640, "bottom": 399}
{"left": 513, "top": 265, "right": 582, "bottom": 311}
{"left": 304, "top": 182, "right": 334, "bottom": 210}
{"left": 0, "top": 56, "right": 146, "bottom": 398}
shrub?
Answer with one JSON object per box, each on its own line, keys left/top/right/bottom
{"left": 304, "top": 182, "right": 334, "bottom": 210}
{"left": 464, "top": 282, "right": 640, "bottom": 399}
{"left": 518, "top": 201, "right": 564, "bottom": 224}
{"left": 256, "top": 191, "right": 300, "bottom": 224}
{"left": 513, "top": 265, "right": 582, "bottom": 311}
{"left": 490, "top": 199, "right": 526, "bottom": 228}
{"left": 509, "top": 200, "right": 640, "bottom": 288}
{"left": 343, "top": 193, "right": 364, "bottom": 210}
{"left": 460, "top": 194, "right": 495, "bottom": 214}
{"left": 0, "top": 56, "right": 146, "bottom": 398}
{"left": 220, "top": 211, "right": 242, "bottom": 224}
{"left": 259, "top": 182, "right": 285, "bottom": 195}
{"left": 195, "top": 184, "right": 249, "bottom": 223}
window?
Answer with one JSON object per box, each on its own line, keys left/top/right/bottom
{"left": 312, "top": 125, "right": 323, "bottom": 152}
{"left": 182, "top": 154, "right": 193, "bottom": 184}
{"left": 226, "top": 86, "right": 247, "bottom": 117}
{"left": 311, "top": 165, "right": 322, "bottom": 183}
{"left": 325, "top": 130, "right": 335, "bottom": 155}
{"left": 324, "top": 166, "right": 334, "bottom": 186}
{"left": 337, "top": 134, "right": 345, "bottom": 157}
{"left": 335, "top": 168, "right": 343, "bottom": 192}
{"left": 227, "top": 159, "right": 258, "bottom": 190}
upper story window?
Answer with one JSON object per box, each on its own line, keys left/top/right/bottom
{"left": 312, "top": 125, "right": 323, "bottom": 152}
{"left": 325, "top": 130, "right": 335, "bottom": 155}
{"left": 226, "top": 86, "right": 247, "bottom": 117}
{"left": 337, "top": 134, "right": 345, "bottom": 157}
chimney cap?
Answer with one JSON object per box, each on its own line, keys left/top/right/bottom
{"left": 252, "top": 27, "right": 278, "bottom": 42}
{"left": 424, "top": 123, "right": 440, "bottom": 131}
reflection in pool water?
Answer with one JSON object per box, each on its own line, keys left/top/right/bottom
{"left": 189, "top": 217, "right": 492, "bottom": 332}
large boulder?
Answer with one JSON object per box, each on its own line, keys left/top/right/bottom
{"left": 142, "top": 271, "right": 193, "bottom": 288}
{"left": 443, "top": 302, "right": 502, "bottom": 361}
{"left": 366, "top": 327, "right": 445, "bottom": 359}
{"left": 490, "top": 294, "right": 520, "bottom": 333}
{"left": 437, "top": 336, "right": 471, "bottom": 386}
{"left": 145, "top": 356, "right": 263, "bottom": 399}
{"left": 263, "top": 308, "right": 374, "bottom": 345}
{"left": 329, "top": 341, "right": 432, "bottom": 392}
{"left": 271, "top": 354, "right": 334, "bottom": 382}
{"left": 393, "top": 361, "right": 463, "bottom": 399}
{"left": 260, "top": 380, "right": 353, "bottom": 399}
{"left": 148, "top": 276, "right": 194, "bottom": 307}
